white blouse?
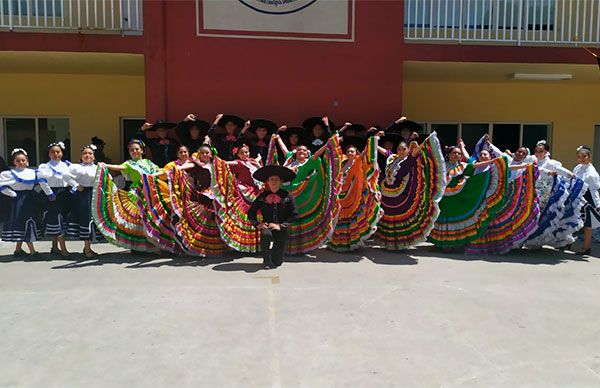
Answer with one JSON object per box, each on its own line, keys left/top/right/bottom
{"left": 0, "top": 168, "right": 38, "bottom": 197}
{"left": 537, "top": 156, "right": 573, "bottom": 178}
{"left": 37, "top": 160, "right": 71, "bottom": 196}
{"left": 64, "top": 163, "right": 98, "bottom": 191}
{"left": 574, "top": 163, "right": 600, "bottom": 207}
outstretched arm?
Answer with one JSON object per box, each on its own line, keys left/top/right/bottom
{"left": 338, "top": 122, "right": 352, "bottom": 134}
{"left": 384, "top": 116, "right": 407, "bottom": 132}
{"left": 457, "top": 139, "right": 469, "bottom": 161}
{"left": 102, "top": 163, "right": 126, "bottom": 172}
{"left": 178, "top": 162, "right": 196, "bottom": 171}
{"left": 372, "top": 129, "right": 389, "bottom": 156}
{"left": 411, "top": 134, "right": 432, "bottom": 157}
{"left": 237, "top": 120, "right": 252, "bottom": 140}
{"left": 509, "top": 163, "right": 531, "bottom": 170}
{"left": 272, "top": 129, "right": 289, "bottom": 156}
{"left": 151, "top": 170, "right": 167, "bottom": 177}
{"left": 472, "top": 157, "right": 499, "bottom": 169}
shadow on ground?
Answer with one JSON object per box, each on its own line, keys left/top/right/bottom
{"left": 412, "top": 244, "right": 590, "bottom": 265}
{"left": 0, "top": 243, "right": 593, "bottom": 269}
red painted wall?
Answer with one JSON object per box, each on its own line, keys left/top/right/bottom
{"left": 147, "top": 0, "right": 406, "bottom": 128}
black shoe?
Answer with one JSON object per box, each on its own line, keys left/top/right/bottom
{"left": 559, "top": 244, "right": 573, "bottom": 251}
{"left": 13, "top": 249, "right": 28, "bottom": 258}
{"left": 263, "top": 261, "right": 274, "bottom": 269}
{"left": 29, "top": 252, "right": 42, "bottom": 260}
{"left": 577, "top": 249, "right": 591, "bottom": 256}
{"left": 50, "top": 247, "right": 61, "bottom": 255}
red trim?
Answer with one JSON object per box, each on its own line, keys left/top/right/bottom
{"left": 402, "top": 42, "right": 597, "bottom": 65}
{"left": 197, "top": 0, "right": 353, "bottom": 40}
{"left": 0, "top": 31, "right": 145, "bottom": 53}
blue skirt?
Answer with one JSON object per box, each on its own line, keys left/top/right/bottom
{"left": 583, "top": 190, "right": 600, "bottom": 228}
{"left": 1, "top": 190, "right": 40, "bottom": 242}
{"left": 43, "top": 187, "right": 71, "bottom": 236}
{"left": 67, "top": 187, "right": 98, "bottom": 241}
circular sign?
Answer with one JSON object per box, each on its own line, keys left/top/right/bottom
{"left": 237, "top": 0, "right": 318, "bottom": 15}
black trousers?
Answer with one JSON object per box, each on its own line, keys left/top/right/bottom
{"left": 260, "top": 227, "right": 289, "bottom": 267}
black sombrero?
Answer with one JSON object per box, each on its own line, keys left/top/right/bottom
{"left": 391, "top": 120, "right": 423, "bottom": 133}
{"left": 280, "top": 126, "right": 308, "bottom": 140}
{"left": 148, "top": 120, "right": 177, "bottom": 131}
{"left": 346, "top": 124, "right": 367, "bottom": 136}
{"left": 302, "top": 117, "right": 336, "bottom": 132}
{"left": 188, "top": 119, "right": 211, "bottom": 133}
{"left": 380, "top": 133, "right": 404, "bottom": 149}
{"left": 249, "top": 119, "right": 277, "bottom": 134}
{"left": 217, "top": 114, "right": 245, "bottom": 129}
{"left": 253, "top": 165, "right": 296, "bottom": 183}
{"left": 341, "top": 136, "right": 367, "bottom": 153}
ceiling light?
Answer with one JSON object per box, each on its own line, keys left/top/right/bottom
{"left": 511, "top": 73, "right": 573, "bottom": 81}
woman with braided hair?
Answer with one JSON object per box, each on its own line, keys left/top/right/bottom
{"left": 93, "top": 139, "right": 159, "bottom": 252}
{"left": 375, "top": 129, "right": 446, "bottom": 250}
{"left": 464, "top": 135, "right": 540, "bottom": 255}
{"left": 328, "top": 123, "right": 383, "bottom": 252}
{"left": 428, "top": 140, "right": 510, "bottom": 250}
{"left": 524, "top": 140, "right": 587, "bottom": 250}
{"left": 0, "top": 148, "right": 42, "bottom": 258}
{"left": 572, "top": 145, "right": 600, "bottom": 255}
{"left": 37, "top": 141, "right": 72, "bottom": 256}
{"left": 64, "top": 144, "right": 101, "bottom": 258}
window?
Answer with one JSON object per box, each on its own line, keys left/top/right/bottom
{"left": 525, "top": 0, "right": 555, "bottom": 31}
{"left": 425, "top": 121, "right": 550, "bottom": 154}
{"left": 461, "top": 123, "right": 489, "bottom": 153}
{"left": 522, "top": 124, "right": 549, "bottom": 152}
{"left": 404, "top": 0, "right": 555, "bottom": 31}
{"left": 3, "top": 117, "right": 69, "bottom": 166}
{"left": 431, "top": 123, "right": 459, "bottom": 150}
{"left": 492, "top": 123, "right": 520, "bottom": 152}
{"left": 1, "top": 0, "right": 62, "bottom": 17}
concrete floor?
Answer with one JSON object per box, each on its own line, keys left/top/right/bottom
{"left": 1, "top": 241, "right": 600, "bottom": 387}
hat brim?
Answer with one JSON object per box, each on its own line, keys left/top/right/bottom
{"left": 341, "top": 136, "right": 367, "bottom": 152}
{"left": 217, "top": 115, "right": 245, "bottom": 129}
{"left": 302, "top": 117, "right": 336, "bottom": 131}
{"left": 347, "top": 124, "right": 367, "bottom": 135}
{"left": 149, "top": 121, "right": 178, "bottom": 131}
{"left": 392, "top": 120, "right": 423, "bottom": 133}
{"left": 253, "top": 165, "right": 296, "bottom": 183}
{"left": 380, "top": 133, "right": 404, "bottom": 147}
{"left": 250, "top": 119, "right": 277, "bottom": 134}
{"left": 188, "top": 120, "right": 211, "bottom": 132}
{"left": 281, "top": 127, "right": 308, "bottom": 139}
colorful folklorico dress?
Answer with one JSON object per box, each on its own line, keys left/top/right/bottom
{"left": 64, "top": 162, "right": 100, "bottom": 241}
{"left": 212, "top": 158, "right": 264, "bottom": 253}
{"left": 328, "top": 136, "right": 383, "bottom": 252}
{"left": 93, "top": 158, "right": 160, "bottom": 252}
{"left": 37, "top": 159, "right": 71, "bottom": 237}
{"left": 0, "top": 168, "right": 41, "bottom": 242}
{"left": 138, "top": 159, "right": 187, "bottom": 254}
{"left": 524, "top": 155, "right": 587, "bottom": 248}
{"left": 428, "top": 156, "right": 509, "bottom": 248}
{"left": 464, "top": 138, "right": 540, "bottom": 255}
{"left": 267, "top": 136, "right": 343, "bottom": 254}
{"left": 167, "top": 160, "right": 227, "bottom": 256}
{"left": 376, "top": 133, "right": 446, "bottom": 250}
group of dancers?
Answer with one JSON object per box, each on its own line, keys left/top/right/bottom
{"left": 2, "top": 113, "right": 600, "bottom": 268}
